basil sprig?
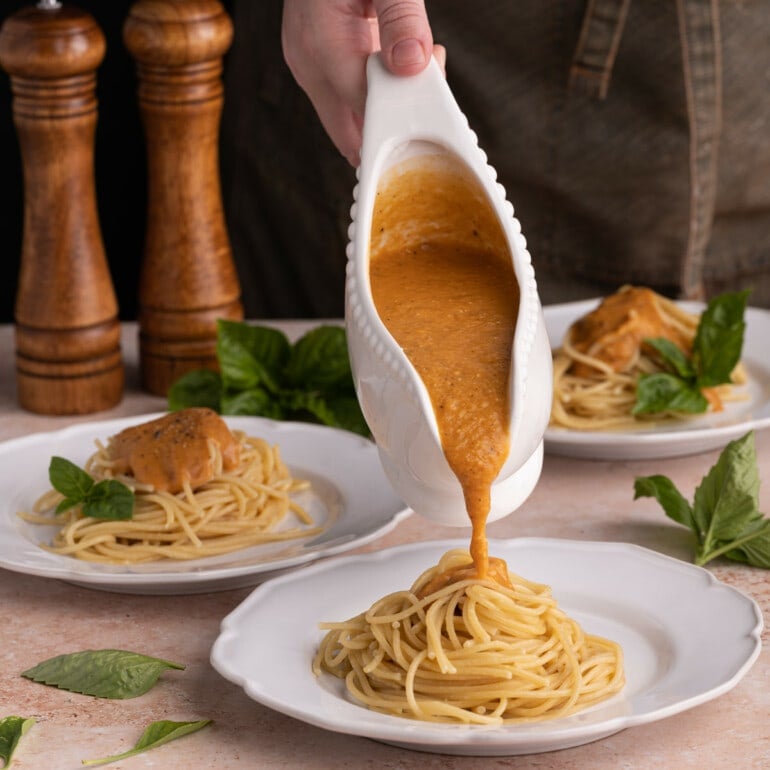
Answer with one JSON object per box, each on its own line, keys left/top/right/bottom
{"left": 168, "top": 320, "right": 369, "bottom": 436}
{"left": 633, "top": 290, "right": 749, "bottom": 415}
{"left": 634, "top": 431, "right": 770, "bottom": 568}
{"left": 49, "top": 457, "right": 134, "bottom": 521}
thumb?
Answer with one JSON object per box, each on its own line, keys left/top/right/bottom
{"left": 373, "top": 0, "right": 433, "bottom": 75}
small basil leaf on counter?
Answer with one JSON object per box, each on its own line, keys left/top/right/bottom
{"left": 0, "top": 716, "right": 35, "bottom": 767}
{"left": 49, "top": 456, "right": 94, "bottom": 502}
{"left": 82, "top": 480, "right": 135, "bottom": 521}
{"left": 21, "top": 649, "right": 185, "bottom": 699}
{"left": 635, "top": 431, "right": 770, "bottom": 568}
{"left": 81, "top": 719, "right": 211, "bottom": 767}
{"left": 725, "top": 520, "right": 770, "bottom": 568}
{"left": 693, "top": 428, "right": 760, "bottom": 544}
{"left": 633, "top": 475, "right": 696, "bottom": 531}
{"left": 167, "top": 369, "right": 222, "bottom": 412}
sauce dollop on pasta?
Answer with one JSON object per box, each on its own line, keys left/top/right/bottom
{"left": 568, "top": 285, "right": 691, "bottom": 377}
{"left": 108, "top": 407, "right": 240, "bottom": 493}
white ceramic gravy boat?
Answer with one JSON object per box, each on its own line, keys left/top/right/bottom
{"left": 345, "top": 54, "right": 552, "bottom": 527}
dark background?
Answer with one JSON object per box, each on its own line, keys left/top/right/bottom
{"left": 0, "top": 0, "right": 235, "bottom": 323}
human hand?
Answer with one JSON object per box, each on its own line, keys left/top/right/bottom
{"left": 282, "top": 0, "right": 442, "bottom": 166}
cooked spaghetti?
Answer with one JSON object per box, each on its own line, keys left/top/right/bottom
{"left": 313, "top": 549, "right": 624, "bottom": 724}
{"left": 551, "top": 285, "right": 746, "bottom": 430}
{"left": 19, "top": 410, "right": 317, "bottom": 564}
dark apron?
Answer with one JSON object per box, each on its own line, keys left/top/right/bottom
{"left": 220, "top": 0, "right": 770, "bottom": 317}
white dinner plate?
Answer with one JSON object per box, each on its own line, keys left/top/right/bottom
{"left": 0, "top": 414, "right": 410, "bottom": 594}
{"left": 543, "top": 300, "right": 770, "bottom": 460}
{"left": 210, "top": 538, "right": 762, "bottom": 756}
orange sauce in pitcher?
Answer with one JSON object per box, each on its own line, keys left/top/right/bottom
{"left": 369, "top": 153, "right": 519, "bottom": 581}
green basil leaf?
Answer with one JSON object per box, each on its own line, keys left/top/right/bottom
{"left": 633, "top": 474, "right": 697, "bottom": 533}
{"left": 285, "top": 326, "right": 353, "bottom": 391}
{"left": 643, "top": 337, "right": 695, "bottom": 379}
{"left": 633, "top": 373, "right": 708, "bottom": 415}
{"left": 692, "top": 290, "right": 749, "bottom": 387}
{"left": 166, "top": 321, "right": 367, "bottom": 436}
{"left": 167, "top": 369, "right": 222, "bottom": 412}
{"left": 282, "top": 389, "right": 337, "bottom": 425}
{"left": 634, "top": 430, "right": 770, "bottom": 570}
{"left": 281, "top": 391, "right": 369, "bottom": 436}
{"left": 0, "top": 716, "right": 35, "bottom": 767}
{"left": 217, "top": 320, "right": 289, "bottom": 392}
{"left": 222, "top": 388, "right": 285, "bottom": 419}
{"left": 55, "top": 496, "right": 82, "bottom": 515}
{"left": 313, "top": 394, "right": 370, "bottom": 437}
{"left": 694, "top": 431, "right": 760, "bottom": 545}
{"left": 49, "top": 456, "right": 93, "bottom": 502}
{"left": 21, "top": 650, "right": 185, "bottom": 699}
{"left": 724, "top": 519, "right": 770, "bottom": 568}
{"left": 217, "top": 334, "right": 267, "bottom": 392}
{"left": 82, "top": 719, "right": 211, "bottom": 767}
{"left": 82, "top": 480, "right": 134, "bottom": 521}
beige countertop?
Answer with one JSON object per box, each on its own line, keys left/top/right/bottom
{"left": 0, "top": 322, "right": 768, "bottom": 770}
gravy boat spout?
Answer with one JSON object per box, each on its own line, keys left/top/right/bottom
{"left": 345, "top": 54, "right": 552, "bottom": 527}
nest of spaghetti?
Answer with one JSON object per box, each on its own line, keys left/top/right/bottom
{"left": 19, "top": 413, "right": 316, "bottom": 564}
{"left": 550, "top": 285, "right": 747, "bottom": 431}
{"left": 313, "top": 549, "right": 624, "bottom": 724}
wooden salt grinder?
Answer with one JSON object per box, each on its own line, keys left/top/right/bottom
{"left": 123, "top": 0, "right": 243, "bottom": 397}
{"left": 0, "top": 0, "right": 124, "bottom": 414}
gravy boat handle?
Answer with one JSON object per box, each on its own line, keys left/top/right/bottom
{"left": 360, "top": 53, "right": 478, "bottom": 168}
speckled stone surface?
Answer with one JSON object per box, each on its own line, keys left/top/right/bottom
{"left": 0, "top": 324, "right": 767, "bottom": 770}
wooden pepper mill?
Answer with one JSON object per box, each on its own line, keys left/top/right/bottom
{"left": 0, "top": 0, "right": 124, "bottom": 414}
{"left": 124, "top": 0, "right": 243, "bottom": 397}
